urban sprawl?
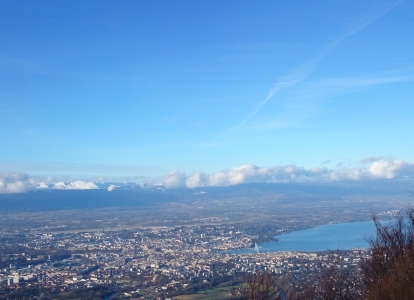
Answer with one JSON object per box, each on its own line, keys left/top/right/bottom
{"left": 1, "top": 225, "right": 367, "bottom": 299}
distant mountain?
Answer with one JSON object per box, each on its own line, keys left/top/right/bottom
{"left": 0, "top": 180, "right": 412, "bottom": 213}
{"left": 36, "top": 181, "right": 99, "bottom": 190}
{"left": 0, "top": 186, "right": 174, "bottom": 212}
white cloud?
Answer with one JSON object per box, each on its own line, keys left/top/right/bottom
{"left": 52, "top": 181, "right": 99, "bottom": 190}
{"left": 151, "top": 171, "right": 187, "bottom": 188}
{"left": 186, "top": 171, "right": 209, "bottom": 188}
{"left": 107, "top": 184, "right": 119, "bottom": 192}
{"left": 0, "top": 172, "right": 36, "bottom": 193}
{"left": 368, "top": 160, "right": 414, "bottom": 179}
{"left": 152, "top": 158, "right": 414, "bottom": 188}
{"left": 0, "top": 173, "right": 99, "bottom": 194}
{"left": 207, "top": 164, "right": 308, "bottom": 186}
{"left": 1, "top": 157, "right": 414, "bottom": 193}
{"left": 327, "top": 159, "right": 414, "bottom": 181}
{"left": 360, "top": 156, "right": 385, "bottom": 164}
{"left": 36, "top": 182, "right": 50, "bottom": 189}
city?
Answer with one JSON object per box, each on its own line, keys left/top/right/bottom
{"left": 0, "top": 220, "right": 368, "bottom": 299}
{"left": 1, "top": 186, "right": 411, "bottom": 299}
{"left": 1, "top": 0, "right": 413, "bottom": 299}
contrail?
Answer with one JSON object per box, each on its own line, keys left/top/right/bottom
{"left": 216, "top": 0, "right": 404, "bottom": 138}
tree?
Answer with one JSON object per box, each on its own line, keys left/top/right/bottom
{"left": 238, "top": 208, "right": 414, "bottom": 300}
{"left": 361, "top": 208, "right": 414, "bottom": 300}
{"left": 297, "top": 255, "right": 365, "bottom": 300}
{"left": 236, "top": 271, "right": 292, "bottom": 300}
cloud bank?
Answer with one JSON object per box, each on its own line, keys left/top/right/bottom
{"left": 0, "top": 172, "right": 99, "bottom": 194}
{"left": 1, "top": 158, "right": 414, "bottom": 193}
{"left": 150, "top": 158, "right": 414, "bottom": 188}
{"left": 0, "top": 172, "right": 36, "bottom": 193}
{"left": 52, "top": 181, "right": 99, "bottom": 190}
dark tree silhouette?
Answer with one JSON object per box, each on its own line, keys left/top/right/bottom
{"left": 238, "top": 207, "right": 414, "bottom": 300}
{"left": 297, "top": 255, "right": 365, "bottom": 300}
{"left": 361, "top": 208, "right": 414, "bottom": 300}
{"left": 236, "top": 271, "right": 292, "bottom": 300}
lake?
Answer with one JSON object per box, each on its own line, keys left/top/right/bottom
{"left": 232, "top": 220, "right": 378, "bottom": 253}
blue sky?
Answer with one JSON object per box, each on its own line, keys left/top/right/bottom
{"left": 1, "top": 0, "right": 414, "bottom": 187}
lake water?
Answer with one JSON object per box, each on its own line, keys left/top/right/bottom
{"left": 232, "top": 220, "right": 378, "bottom": 253}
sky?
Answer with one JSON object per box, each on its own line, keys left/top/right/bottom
{"left": 1, "top": 0, "right": 414, "bottom": 191}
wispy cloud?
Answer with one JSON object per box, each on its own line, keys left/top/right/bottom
{"left": 0, "top": 161, "right": 167, "bottom": 177}
{"left": 239, "top": 69, "right": 413, "bottom": 132}
{"left": 316, "top": 72, "right": 413, "bottom": 90}
{"left": 217, "top": 0, "right": 405, "bottom": 137}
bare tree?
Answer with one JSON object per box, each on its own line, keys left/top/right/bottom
{"left": 237, "top": 207, "right": 414, "bottom": 300}
{"left": 296, "top": 254, "right": 365, "bottom": 300}
{"left": 361, "top": 208, "right": 414, "bottom": 300}
{"left": 236, "top": 271, "right": 292, "bottom": 300}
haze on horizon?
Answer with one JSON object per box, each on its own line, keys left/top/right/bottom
{"left": 1, "top": 1, "right": 414, "bottom": 193}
